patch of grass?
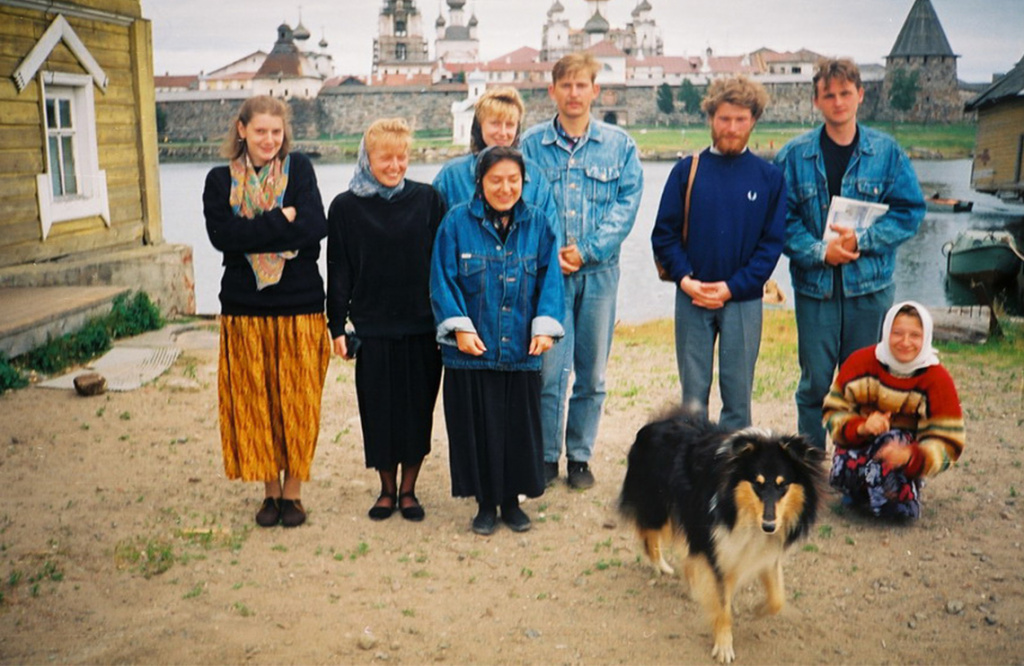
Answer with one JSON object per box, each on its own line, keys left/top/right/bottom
{"left": 182, "top": 583, "right": 204, "bottom": 599}
{"left": 817, "top": 525, "right": 833, "bottom": 539}
{"left": 233, "top": 601, "right": 253, "bottom": 617}
{"left": 114, "top": 537, "right": 176, "bottom": 578}
{"left": 595, "top": 559, "right": 623, "bottom": 571}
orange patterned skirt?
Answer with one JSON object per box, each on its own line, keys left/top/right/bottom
{"left": 217, "top": 313, "right": 330, "bottom": 482}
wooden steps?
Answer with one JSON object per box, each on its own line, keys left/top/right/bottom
{"left": 0, "top": 286, "right": 130, "bottom": 359}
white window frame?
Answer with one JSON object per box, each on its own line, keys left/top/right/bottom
{"left": 36, "top": 71, "right": 109, "bottom": 239}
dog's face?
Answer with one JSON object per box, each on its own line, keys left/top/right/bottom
{"left": 725, "top": 432, "right": 823, "bottom": 535}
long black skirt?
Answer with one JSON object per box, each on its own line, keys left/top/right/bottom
{"left": 354, "top": 333, "right": 442, "bottom": 470}
{"left": 443, "top": 368, "right": 545, "bottom": 505}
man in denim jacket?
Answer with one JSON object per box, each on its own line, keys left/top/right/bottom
{"left": 775, "top": 58, "right": 925, "bottom": 450}
{"left": 521, "top": 52, "right": 644, "bottom": 489}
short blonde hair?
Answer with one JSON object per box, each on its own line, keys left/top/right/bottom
{"left": 552, "top": 52, "right": 600, "bottom": 84}
{"left": 364, "top": 117, "right": 412, "bottom": 153}
{"left": 701, "top": 76, "right": 770, "bottom": 120}
{"left": 475, "top": 87, "right": 525, "bottom": 125}
{"left": 220, "top": 95, "right": 293, "bottom": 160}
{"left": 470, "top": 87, "right": 525, "bottom": 153}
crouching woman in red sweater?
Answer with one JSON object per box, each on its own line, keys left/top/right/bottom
{"left": 823, "top": 301, "right": 965, "bottom": 519}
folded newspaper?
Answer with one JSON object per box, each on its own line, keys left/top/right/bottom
{"left": 823, "top": 196, "right": 889, "bottom": 241}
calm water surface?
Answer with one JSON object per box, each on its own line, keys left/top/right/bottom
{"left": 160, "top": 159, "right": 1024, "bottom": 321}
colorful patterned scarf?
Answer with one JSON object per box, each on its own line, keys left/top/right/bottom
{"left": 229, "top": 153, "right": 296, "bottom": 290}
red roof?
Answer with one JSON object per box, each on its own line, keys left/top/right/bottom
{"left": 487, "top": 46, "right": 540, "bottom": 65}
{"left": 154, "top": 75, "right": 198, "bottom": 89}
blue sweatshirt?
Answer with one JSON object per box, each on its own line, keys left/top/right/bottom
{"left": 651, "top": 149, "right": 787, "bottom": 302}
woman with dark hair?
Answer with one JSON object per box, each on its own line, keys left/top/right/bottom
{"left": 203, "top": 95, "right": 329, "bottom": 528}
{"left": 824, "top": 301, "right": 965, "bottom": 520}
{"left": 326, "top": 118, "right": 446, "bottom": 522}
{"left": 430, "top": 146, "right": 565, "bottom": 535}
{"left": 432, "top": 87, "right": 558, "bottom": 230}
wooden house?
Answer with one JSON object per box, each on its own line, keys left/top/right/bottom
{"left": 965, "top": 55, "right": 1024, "bottom": 202}
{"left": 0, "top": 0, "right": 193, "bottom": 324}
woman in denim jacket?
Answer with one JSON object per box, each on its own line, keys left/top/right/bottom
{"left": 430, "top": 146, "right": 565, "bottom": 536}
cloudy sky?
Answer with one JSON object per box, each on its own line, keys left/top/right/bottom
{"left": 142, "top": 0, "right": 1022, "bottom": 83}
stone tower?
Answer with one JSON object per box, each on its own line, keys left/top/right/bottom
{"left": 373, "top": 0, "right": 430, "bottom": 78}
{"left": 882, "top": 0, "right": 961, "bottom": 122}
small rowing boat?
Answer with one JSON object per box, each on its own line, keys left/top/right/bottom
{"left": 943, "top": 229, "right": 1024, "bottom": 287}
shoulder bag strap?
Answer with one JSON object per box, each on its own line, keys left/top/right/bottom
{"left": 683, "top": 151, "right": 700, "bottom": 244}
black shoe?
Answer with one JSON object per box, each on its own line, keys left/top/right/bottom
{"left": 279, "top": 498, "right": 306, "bottom": 528}
{"left": 255, "top": 497, "right": 280, "bottom": 527}
{"left": 543, "top": 461, "right": 559, "bottom": 486}
{"left": 399, "top": 492, "right": 425, "bottom": 522}
{"left": 567, "top": 460, "right": 595, "bottom": 489}
{"left": 501, "top": 502, "right": 532, "bottom": 532}
{"left": 471, "top": 506, "right": 497, "bottom": 535}
{"left": 368, "top": 492, "right": 397, "bottom": 521}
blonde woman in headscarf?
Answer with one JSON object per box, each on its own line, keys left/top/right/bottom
{"left": 203, "top": 95, "right": 329, "bottom": 528}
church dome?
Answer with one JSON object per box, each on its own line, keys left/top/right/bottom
{"left": 447, "top": 0, "right": 467, "bottom": 8}
{"left": 584, "top": 9, "right": 610, "bottom": 34}
{"left": 436, "top": 14, "right": 446, "bottom": 27}
{"left": 293, "top": 22, "right": 311, "bottom": 41}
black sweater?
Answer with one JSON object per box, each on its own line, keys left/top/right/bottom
{"left": 203, "top": 152, "right": 327, "bottom": 316}
{"left": 326, "top": 181, "right": 446, "bottom": 339}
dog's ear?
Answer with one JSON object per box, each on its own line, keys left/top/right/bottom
{"left": 728, "top": 435, "right": 757, "bottom": 458}
{"left": 780, "top": 435, "right": 825, "bottom": 464}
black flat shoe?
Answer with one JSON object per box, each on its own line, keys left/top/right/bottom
{"left": 279, "top": 498, "right": 306, "bottom": 528}
{"left": 399, "top": 491, "right": 425, "bottom": 522}
{"left": 368, "top": 492, "right": 397, "bottom": 521}
{"left": 255, "top": 497, "right": 280, "bottom": 527}
{"left": 501, "top": 503, "right": 532, "bottom": 533}
{"left": 472, "top": 506, "right": 497, "bottom": 535}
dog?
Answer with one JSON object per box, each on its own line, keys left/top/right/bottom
{"left": 618, "top": 409, "right": 825, "bottom": 664}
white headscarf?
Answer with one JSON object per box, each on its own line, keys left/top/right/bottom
{"left": 875, "top": 300, "right": 940, "bottom": 375}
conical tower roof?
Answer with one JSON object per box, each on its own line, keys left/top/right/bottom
{"left": 888, "top": 0, "right": 954, "bottom": 58}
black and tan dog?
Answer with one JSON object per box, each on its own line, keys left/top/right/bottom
{"left": 618, "top": 410, "right": 825, "bottom": 663}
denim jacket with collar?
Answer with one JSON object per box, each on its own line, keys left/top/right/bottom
{"left": 520, "top": 116, "right": 644, "bottom": 271}
{"left": 432, "top": 153, "right": 561, "bottom": 244}
{"left": 774, "top": 124, "right": 925, "bottom": 299}
{"left": 430, "top": 197, "right": 565, "bottom": 371}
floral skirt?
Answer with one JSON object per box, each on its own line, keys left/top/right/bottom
{"left": 218, "top": 313, "right": 330, "bottom": 482}
{"left": 829, "top": 430, "right": 921, "bottom": 519}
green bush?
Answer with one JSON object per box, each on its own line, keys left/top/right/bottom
{"left": 107, "top": 292, "right": 163, "bottom": 338}
{"left": 0, "top": 355, "right": 28, "bottom": 392}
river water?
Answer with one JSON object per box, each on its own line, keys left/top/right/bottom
{"left": 160, "top": 158, "right": 1024, "bottom": 321}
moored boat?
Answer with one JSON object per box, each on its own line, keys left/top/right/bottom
{"left": 943, "top": 229, "right": 1024, "bottom": 287}
{"left": 926, "top": 194, "right": 974, "bottom": 213}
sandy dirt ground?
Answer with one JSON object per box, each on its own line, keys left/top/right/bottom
{"left": 1, "top": 317, "right": 1022, "bottom": 665}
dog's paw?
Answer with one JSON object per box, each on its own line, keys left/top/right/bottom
{"left": 755, "top": 599, "right": 784, "bottom": 617}
{"left": 656, "top": 557, "right": 675, "bottom": 576}
{"left": 711, "top": 635, "right": 735, "bottom": 664}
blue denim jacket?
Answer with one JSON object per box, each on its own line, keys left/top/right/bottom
{"left": 432, "top": 153, "right": 561, "bottom": 244}
{"left": 520, "top": 117, "right": 644, "bottom": 271}
{"left": 774, "top": 124, "right": 925, "bottom": 299}
{"left": 430, "top": 197, "right": 565, "bottom": 371}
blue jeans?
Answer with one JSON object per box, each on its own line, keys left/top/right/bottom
{"left": 540, "top": 265, "right": 619, "bottom": 464}
{"left": 675, "top": 293, "right": 762, "bottom": 431}
{"left": 795, "top": 280, "right": 894, "bottom": 449}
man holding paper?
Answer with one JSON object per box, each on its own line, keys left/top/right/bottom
{"left": 775, "top": 58, "right": 925, "bottom": 450}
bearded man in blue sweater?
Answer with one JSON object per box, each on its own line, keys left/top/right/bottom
{"left": 651, "top": 76, "right": 786, "bottom": 430}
